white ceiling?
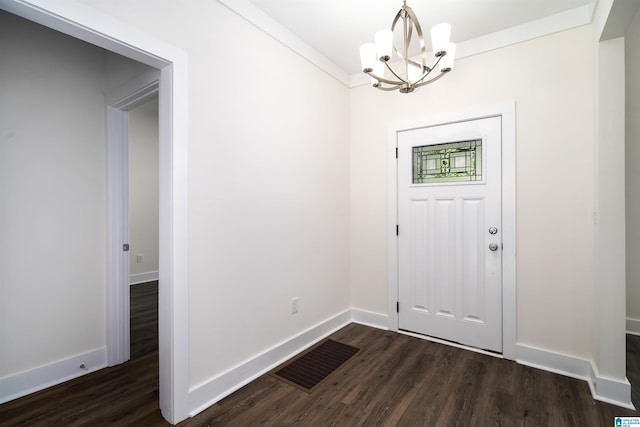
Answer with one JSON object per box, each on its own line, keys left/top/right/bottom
{"left": 246, "top": 0, "right": 593, "bottom": 75}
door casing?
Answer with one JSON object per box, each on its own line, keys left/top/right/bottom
{"left": 387, "top": 103, "right": 517, "bottom": 360}
{"left": 106, "top": 71, "right": 159, "bottom": 367}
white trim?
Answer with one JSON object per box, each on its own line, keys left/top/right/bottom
{"left": 350, "top": 5, "right": 592, "bottom": 87}
{"left": 517, "top": 343, "right": 635, "bottom": 410}
{"left": 187, "top": 310, "right": 352, "bottom": 417}
{"left": 0, "top": 348, "right": 107, "bottom": 405}
{"left": 0, "top": 0, "right": 174, "bottom": 68}
{"left": 596, "top": 0, "right": 640, "bottom": 41}
{"left": 516, "top": 344, "right": 592, "bottom": 380}
{"left": 106, "top": 69, "right": 160, "bottom": 109}
{"left": 351, "top": 308, "right": 389, "bottom": 330}
{"left": 388, "top": 127, "right": 400, "bottom": 333}
{"left": 501, "top": 105, "right": 517, "bottom": 360}
{"left": 106, "top": 75, "right": 159, "bottom": 367}
{"left": 187, "top": 313, "right": 633, "bottom": 418}
{"left": 591, "top": 0, "right": 639, "bottom": 411}
{"left": 627, "top": 318, "right": 640, "bottom": 335}
{"left": 3, "top": 315, "right": 629, "bottom": 414}
{"left": 130, "top": 271, "right": 160, "bottom": 285}
{"left": 387, "top": 102, "right": 517, "bottom": 360}
{"left": 106, "top": 106, "right": 131, "bottom": 367}
{"left": 594, "top": 28, "right": 628, "bottom": 407}
{"left": 0, "top": 1, "right": 191, "bottom": 423}
{"left": 589, "top": 363, "right": 635, "bottom": 410}
{"left": 216, "top": 0, "right": 349, "bottom": 87}
{"left": 161, "top": 56, "right": 191, "bottom": 425}
{"left": 456, "top": 5, "right": 591, "bottom": 58}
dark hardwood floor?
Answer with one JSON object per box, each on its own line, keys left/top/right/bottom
{"left": 129, "top": 281, "right": 159, "bottom": 360}
{"left": 0, "top": 281, "right": 162, "bottom": 426}
{"left": 1, "top": 283, "right": 638, "bottom": 426}
{"left": 186, "top": 326, "right": 638, "bottom": 427}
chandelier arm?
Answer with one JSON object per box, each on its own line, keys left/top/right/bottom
{"left": 411, "top": 55, "right": 442, "bottom": 85}
{"left": 390, "top": 7, "right": 405, "bottom": 62}
{"left": 383, "top": 59, "right": 409, "bottom": 85}
{"left": 375, "top": 84, "right": 404, "bottom": 91}
{"left": 402, "top": 5, "right": 410, "bottom": 81}
{"left": 390, "top": 7, "right": 404, "bottom": 36}
{"left": 389, "top": 3, "right": 431, "bottom": 77}
{"left": 407, "top": 57, "right": 426, "bottom": 70}
{"left": 365, "top": 69, "right": 405, "bottom": 86}
{"left": 413, "top": 69, "right": 449, "bottom": 89}
{"left": 391, "top": 7, "right": 410, "bottom": 65}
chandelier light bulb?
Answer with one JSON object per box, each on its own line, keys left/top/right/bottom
{"left": 440, "top": 42, "right": 456, "bottom": 72}
{"left": 431, "top": 23, "right": 451, "bottom": 57}
{"left": 374, "top": 29, "right": 393, "bottom": 61}
{"left": 359, "top": 43, "right": 377, "bottom": 72}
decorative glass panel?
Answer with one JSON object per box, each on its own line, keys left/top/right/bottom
{"left": 412, "top": 139, "right": 482, "bottom": 184}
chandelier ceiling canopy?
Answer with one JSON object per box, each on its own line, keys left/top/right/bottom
{"left": 360, "top": 0, "right": 455, "bottom": 94}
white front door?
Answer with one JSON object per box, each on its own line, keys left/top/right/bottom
{"left": 397, "top": 116, "right": 502, "bottom": 353}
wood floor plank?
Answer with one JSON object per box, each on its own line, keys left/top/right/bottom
{"left": 358, "top": 337, "right": 439, "bottom": 426}
{"left": 1, "top": 287, "right": 638, "bottom": 426}
{"left": 396, "top": 343, "right": 466, "bottom": 425}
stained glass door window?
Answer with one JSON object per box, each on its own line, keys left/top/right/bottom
{"left": 412, "top": 139, "right": 482, "bottom": 184}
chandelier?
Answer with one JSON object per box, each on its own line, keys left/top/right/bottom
{"left": 359, "top": 0, "right": 455, "bottom": 93}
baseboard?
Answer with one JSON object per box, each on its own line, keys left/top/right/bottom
{"left": 129, "top": 271, "right": 159, "bottom": 285}
{"left": 589, "top": 364, "right": 635, "bottom": 410}
{"left": 627, "top": 318, "right": 640, "bottom": 335}
{"left": 8, "top": 314, "right": 622, "bottom": 416}
{"left": 0, "top": 347, "right": 107, "bottom": 405}
{"left": 350, "top": 308, "right": 389, "bottom": 330}
{"left": 186, "top": 312, "right": 636, "bottom": 419}
{"left": 516, "top": 343, "right": 634, "bottom": 410}
{"left": 187, "top": 309, "right": 352, "bottom": 417}
{"left": 516, "top": 343, "right": 592, "bottom": 380}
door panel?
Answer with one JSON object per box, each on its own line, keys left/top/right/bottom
{"left": 398, "top": 116, "right": 502, "bottom": 352}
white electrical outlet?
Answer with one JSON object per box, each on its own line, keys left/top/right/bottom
{"left": 291, "top": 297, "right": 299, "bottom": 314}
{"left": 137, "top": 254, "right": 143, "bottom": 263}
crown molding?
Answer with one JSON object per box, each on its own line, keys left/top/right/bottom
{"left": 217, "top": 0, "right": 350, "bottom": 87}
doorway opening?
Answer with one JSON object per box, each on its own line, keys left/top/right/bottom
{"left": 127, "top": 96, "right": 160, "bottom": 362}
{"left": 107, "top": 77, "right": 159, "bottom": 366}
{"left": 2, "top": 2, "right": 190, "bottom": 423}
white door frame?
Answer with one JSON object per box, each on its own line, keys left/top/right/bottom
{"left": 387, "top": 103, "right": 517, "bottom": 360}
{"left": 0, "top": 1, "right": 190, "bottom": 423}
{"left": 106, "top": 70, "right": 160, "bottom": 367}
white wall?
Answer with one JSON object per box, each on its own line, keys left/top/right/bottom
{"left": 78, "top": 0, "right": 351, "bottom": 389}
{"left": 626, "top": 7, "right": 640, "bottom": 326}
{"left": 128, "top": 96, "right": 159, "bottom": 283}
{"left": 351, "top": 25, "right": 596, "bottom": 359}
{"left": 0, "top": 11, "right": 107, "bottom": 377}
